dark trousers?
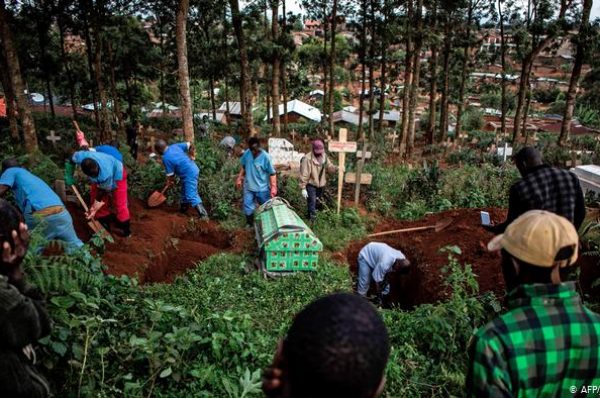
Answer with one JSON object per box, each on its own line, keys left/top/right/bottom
{"left": 306, "top": 184, "right": 324, "bottom": 221}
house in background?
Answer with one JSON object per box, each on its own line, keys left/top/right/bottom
{"left": 265, "top": 99, "right": 322, "bottom": 124}
{"left": 218, "top": 101, "right": 243, "bottom": 122}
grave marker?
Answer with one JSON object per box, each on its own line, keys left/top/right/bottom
{"left": 46, "top": 130, "right": 61, "bottom": 147}
{"left": 328, "top": 128, "right": 357, "bottom": 214}
{"left": 353, "top": 140, "right": 371, "bottom": 205}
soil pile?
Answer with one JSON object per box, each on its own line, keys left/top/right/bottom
{"left": 345, "top": 208, "right": 508, "bottom": 308}
{"left": 69, "top": 199, "right": 253, "bottom": 283}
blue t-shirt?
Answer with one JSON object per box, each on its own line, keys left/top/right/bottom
{"left": 358, "top": 242, "right": 406, "bottom": 283}
{"left": 240, "top": 149, "right": 276, "bottom": 193}
{"left": 72, "top": 151, "right": 124, "bottom": 190}
{"left": 163, "top": 142, "right": 198, "bottom": 177}
{"left": 0, "top": 167, "right": 63, "bottom": 215}
{"left": 95, "top": 145, "right": 123, "bottom": 163}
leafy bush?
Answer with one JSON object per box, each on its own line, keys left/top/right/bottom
{"left": 383, "top": 248, "right": 500, "bottom": 396}
{"left": 312, "top": 208, "right": 368, "bottom": 251}
{"left": 532, "top": 87, "right": 561, "bottom": 104}
{"left": 462, "top": 108, "right": 484, "bottom": 132}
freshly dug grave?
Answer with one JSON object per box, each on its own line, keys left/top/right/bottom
{"left": 345, "top": 208, "right": 508, "bottom": 308}
{"left": 69, "top": 198, "right": 253, "bottom": 283}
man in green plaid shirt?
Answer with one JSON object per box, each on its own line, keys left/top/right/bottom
{"left": 468, "top": 210, "right": 600, "bottom": 397}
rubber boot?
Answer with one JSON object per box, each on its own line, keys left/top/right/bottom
{"left": 194, "top": 204, "right": 209, "bottom": 220}
{"left": 179, "top": 203, "right": 190, "bottom": 214}
{"left": 96, "top": 215, "right": 114, "bottom": 232}
{"left": 116, "top": 219, "right": 131, "bottom": 237}
{"left": 245, "top": 215, "right": 254, "bottom": 228}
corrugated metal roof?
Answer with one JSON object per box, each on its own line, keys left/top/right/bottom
{"left": 266, "top": 99, "right": 322, "bottom": 123}
{"left": 218, "top": 101, "right": 242, "bottom": 115}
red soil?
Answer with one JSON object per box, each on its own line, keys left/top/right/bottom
{"left": 69, "top": 198, "right": 249, "bottom": 283}
{"left": 344, "top": 208, "right": 509, "bottom": 308}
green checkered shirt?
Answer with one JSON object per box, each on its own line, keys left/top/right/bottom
{"left": 467, "top": 282, "right": 600, "bottom": 397}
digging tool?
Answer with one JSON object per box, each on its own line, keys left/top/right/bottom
{"left": 71, "top": 185, "right": 110, "bottom": 237}
{"left": 148, "top": 184, "right": 170, "bottom": 208}
{"left": 367, "top": 218, "right": 454, "bottom": 238}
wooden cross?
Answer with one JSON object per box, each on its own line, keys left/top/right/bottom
{"left": 290, "top": 129, "right": 297, "bottom": 143}
{"left": 353, "top": 140, "right": 371, "bottom": 206}
{"left": 386, "top": 132, "right": 399, "bottom": 147}
{"left": 149, "top": 136, "right": 156, "bottom": 152}
{"left": 328, "top": 128, "right": 357, "bottom": 214}
{"left": 303, "top": 134, "right": 309, "bottom": 145}
{"left": 46, "top": 130, "right": 61, "bottom": 147}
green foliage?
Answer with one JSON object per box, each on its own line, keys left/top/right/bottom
{"left": 462, "top": 108, "right": 484, "bottom": 132}
{"left": 366, "top": 161, "right": 519, "bottom": 219}
{"left": 382, "top": 248, "right": 499, "bottom": 397}
{"left": 312, "top": 208, "right": 368, "bottom": 251}
{"left": 532, "top": 87, "right": 561, "bottom": 104}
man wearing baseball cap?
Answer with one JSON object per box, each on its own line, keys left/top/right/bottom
{"left": 299, "top": 139, "right": 337, "bottom": 222}
{"left": 467, "top": 210, "right": 600, "bottom": 397}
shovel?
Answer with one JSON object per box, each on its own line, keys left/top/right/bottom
{"left": 367, "top": 218, "right": 454, "bottom": 238}
{"left": 71, "top": 185, "right": 111, "bottom": 237}
{"left": 148, "top": 184, "right": 170, "bottom": 208}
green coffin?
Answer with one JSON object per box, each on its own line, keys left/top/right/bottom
{"left": 255, "top": 199, "right": 323, "bottom": 272}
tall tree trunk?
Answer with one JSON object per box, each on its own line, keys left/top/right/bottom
{"left": 400, "top": 0, "right": 414, "bottom": 147}
{"left": 58, "top": 19, "right": 78, "bottom": 120}
{"left": 454, "top": 1, "right": 474, "bottom": 140}
{"left": 36, "top": 20, "right": 55, "bottom": 118}
{"left": 176, "top": 0, "right": 194, "bottom": 141}
{"left": 498, "top": 0, "right": 508, "bottom": 140}
{"left": 407, "top": 0, "right": 423, "bottom": 156}
{"left": 209, "top": 77, "right": 217, "bottom": 121}
{"left": 513, "top": 0, "right": 568, "bottom": 143}
{"left": 107, "top": 42, "right": 125, "bottom": 138}
{"left": 0, "top": 0, "right": 37, "bottom": 151}
{"left": 377, "top": 2, "right": 389, "bottom": 136}
{"left": 0, "top": 53, "right": 19, "bottom": 139}
{"left": 94, "top": 26, "right": 111, "bottom": 142}
{"left": 438, "top": 21, "right": 452, "bottom": 142}
{"left": 281, "top": 0, "right": 288, "bottom": 135}
{"left": 271, "top": 2, "right": 281, "bottom": 136}
{"left": 559, "top": 0, "right": 592, "bottom": 146}
{"left": 229, "top": 0, "right": 254, "bottom": 135}
{"left": 367, "top": 0, "right": 376, "bottom": 138}
{"left": 225, "top": 78, "right": 230, "bottom": 123}
{"left": 426, "top": 3, "right": 438, "bottom": 145}
{"left": 357, "top": 0, "right": 367, "bottom": 140}
{"left": 321, "top": 5, "right": 328, "bottom": 121}
{"left": 82, "top": 6, "right": 100, "bottom": 128}
{"left": 327, "top": 0, "right": 338, "bottom": 136}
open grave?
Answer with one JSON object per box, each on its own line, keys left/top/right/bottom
{"left": 69, "top": 199, "right": 253, "bottom": 283}
{"left": 344, "top": 208, "right": 509, "bottom": 308}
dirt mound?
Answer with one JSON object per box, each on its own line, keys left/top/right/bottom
{"left": 69, "top": 198, "right": 251, "bottom": 283}
{"left": 345, "top": 208, "right": 508, "bottom": 308}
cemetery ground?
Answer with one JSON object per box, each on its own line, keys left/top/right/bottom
{"left": 8, "top": 121, "right": 600, "bottom": 397}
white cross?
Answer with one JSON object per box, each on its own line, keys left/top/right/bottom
{"left": 46, "top": 130, "right": 61, "bottom": 147}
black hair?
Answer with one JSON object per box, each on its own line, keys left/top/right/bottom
{"left": 283, "top": 293, "right": 390, "bottom": 398}
{"left": 513, "top": 146, "right": 543, "bottom": 166}
{"left": 81, "top": 158, "right": 100, "bottom": 177}
{"left": 0, "top": 199, "right": 22, "bottom": 252}
{"left": 501, "top": 249, "right": 567, "bottom": 288}
{"left": 248, "top": 137, "right": 260, "bottom": 148}
{"left": 2, "top": 158, "right": 19, "bottom": 173}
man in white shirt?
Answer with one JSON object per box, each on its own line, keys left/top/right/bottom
{"left": 357, "top": 242, "right": 411, "bottom": 299}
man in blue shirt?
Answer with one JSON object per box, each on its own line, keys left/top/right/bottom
{"left": 154, "top": 139, "right": 208, "bottom": 219}
{"left": 0, "top": 159, "right": 83, "bottom": 253}
{"left": 70, "top": 151, "right": 131, "bottom": 237}
{"left": 357, "top": 242, "right": 411, "bottom": 302}
{"left": 236, "top": 137, "right": 277, "bottom": 227}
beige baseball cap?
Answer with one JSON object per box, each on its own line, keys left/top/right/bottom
{"left": 487, "top": 210, "right": 579, "bottom": 268}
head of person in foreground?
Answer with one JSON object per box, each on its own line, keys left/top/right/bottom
{"left": 0, "top": 199, "right": 29, "bottom": 284}
{"left": 488, "top": 209, "right": 578, "bottom": 288}
{"left": 263, "top": 293, "right": 390, "bottom": 398}
{"left": 512, "top": 146, "right": 543, "bottom": 177}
